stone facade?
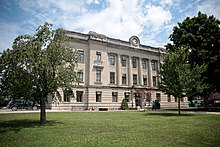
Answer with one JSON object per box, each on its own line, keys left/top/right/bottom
{"left": 50, "top": 31, "right": 188, "bottom": 110}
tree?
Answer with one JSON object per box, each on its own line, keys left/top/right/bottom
{"left": 166, "top": 12, "right": 220, "bottom": 93}
{"left": 0, "top": 22, "right": 78, "bottom": 125}
{"left": 159, "top": 47, "right": 206, "bottom": 115}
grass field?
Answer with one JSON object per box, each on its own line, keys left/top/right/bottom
{"left": 0, "top": 111, "right": 220, "bottom": 147}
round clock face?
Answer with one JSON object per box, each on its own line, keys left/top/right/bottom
{"left": 131, "top": 38, "right": 139, "bottom": 46}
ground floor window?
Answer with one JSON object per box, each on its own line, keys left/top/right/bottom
{"left": 167, "top": 95, "right": 171, "bottom": 102}
{"left": 76, "top": 91, "right": 83, "bottom": 102}
{"left": 112, "top": 92, "right": 118, "bottom": 102}
{"left": 146, "top": 93, "right": 151, "bottom": 102}
{"left": 175, "top": 97, "right": 177, "bottom": 102}
{"left": 96, "top": 91, "right": 102, "bottom": 102}
{"left": 156, "top": 93, "right": 161, "bottom": 102}
{"left": 63, "top": 89, "right": 72, "bottom": 102}
{"left": 124, "top": 92, "right": 130, "bottom": 102}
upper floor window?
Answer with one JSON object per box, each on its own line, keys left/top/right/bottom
{"left": 151, "top": 60, "right": 157, "bottom": 71}
{"left": 110, "top": 72, "right": 115, "bottom": 84}
{"left": 96, "top": 69, "right": 101, "bottom": 82}
{"left": 77, "top": 50, "right": 84, "bottom": 62}
{"left": 143, "top": 75, "right": 148, "bottom": 86}
{"left": 132, "top": 58, "right": 137, "bottom": 68}
{"left": 122, "top": 74, "right": 127, "bottom": 85}
{"left": 133, "top": 74, "right": 137, "bottom": 85}
{"left": 77, "top": 71, "right": 83, "bottom": 82}
{"left": 96, "top": 52, "right": 101, "bottom": 61}
{"left": 142, "top": 60, "right": 147, "bottom": 70}
{"left": 121, "top": 56, "right": 127, "bottom": 67}
{"left": 153, "top": 76, "right": 157, "bottom": 86}
{"left": 109, "top": 55, "right": 115, "bottom": 66}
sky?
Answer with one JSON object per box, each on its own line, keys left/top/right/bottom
{"left": 0, "top": 0, "right": 220, "bottom": 52}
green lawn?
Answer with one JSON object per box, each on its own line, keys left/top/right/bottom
{"left": 0, "top": 111, "right": 220, "bottom": 147}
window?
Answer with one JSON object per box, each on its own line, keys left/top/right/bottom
{"left": 132, "top": 58, "right": 137, "bottom": 68}
{"left": 110, "top": 72, "right": 115, "bottom": 84}
{"left": 112, "top": 92, "right": 118, "bottom": 102}
{"left": 175, "top": 97, "right": 177, "bottom": 102}
{"left": 96, "top": 52, "right": 101, "bottom": 61}
{"left": 143, "top": 75, "right": 148, "bottom": 86}
{"left": 146, "top": 93, "right": 151, "bottom": 102}
{"left": 153, "top": 76, "right": 157, "bottom": 86}
{"left": 96, "top": 91, "right": 102, "bottom": 102}
{"left": 181, "top": 98, "right": 184, "bottom": 102}
{"left": 151, "top": 61, "right": 157, "bottom": 71}
{"left": 124, "top": 92, "right": 130, "bottom": 102}
{"left": 76, "top": 91, "right": 83, "bottom": 102}
{"left": 109, "top": 55, "right": 115, "bottom": 65}
{"left": 167, "top": 95, "right": 171, "bottom": 102}
{"left": 63, "top": 89, "right": 72, "bottom": 102}
{"left": 142, "top": 60, "right": 147, "bottom": 70}
{"left": 96, "top": 69, "right": 101, "bottom": 82}
{"left": 121, "top": 56, "right": 127, "bottom": 67}
{"left": 77, "top": 50, "right": 84, "bottom": 62}
{"left": 156, "top": 93, "right": 161, "bottom": 102}
{"left": 77, "top": 71, "right": 83, "bottom": 82}
{"left": 122, "top": 74, "right": 127, "bottom": 85}
{"left": 133, "top": 74, "right": 137, "bottom": 85}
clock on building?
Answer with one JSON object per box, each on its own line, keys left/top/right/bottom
{"left": 129, "top": 36, "right": 140, "bottom": 47}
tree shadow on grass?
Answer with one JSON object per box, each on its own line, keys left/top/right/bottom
{"left": 143, "top": 112, "right": 195, "bottom": 117}
{"left": 0, "top": 119, "right": 63, "bottom": 133}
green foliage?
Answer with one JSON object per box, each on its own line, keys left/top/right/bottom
{"left": 0, "top": 22, "right": 78, "bottom": 124}
{"left": 166, "top": 12, "right": 220, "bottom": 93}
{"left": 160, "top": 47, "right": 206, "bottom": 98}
{"left": 121, "top": 99, "right": 128, "bottom": 110}
{"left": 159, "top": 46, "right": 206, "bottom": 114}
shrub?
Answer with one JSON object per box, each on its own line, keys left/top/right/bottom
{"left": 121, "top": 99, "right": 128, "bottom": 110}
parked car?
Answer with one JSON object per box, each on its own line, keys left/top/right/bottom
{"left": 7, "top": 99, "right": 40, "bottom": 111}
{"left": 0, "top": 97, "right": 11, "bottom": 109}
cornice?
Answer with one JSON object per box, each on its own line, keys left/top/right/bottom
{"left": 67, "top": 30, "right": 166, "bottom": 55}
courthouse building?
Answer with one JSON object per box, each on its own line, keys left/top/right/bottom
{"left": 50, "top": 31, "right": 188, "bottom": 110}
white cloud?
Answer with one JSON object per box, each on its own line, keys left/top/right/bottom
{"left": 197, "top": 0, "right": 220, "bottom": 19}
{"left": 87, "top": 0, "right": 101, "bottom": 4}
{"left": 0, "top": 0, "right": 175, "bottom": 51}
{"left": 5, "top": 0, "right": 219, "bottom": 52}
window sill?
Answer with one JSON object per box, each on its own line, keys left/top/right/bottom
{"left": 94, "top": 82, "right": 102, "bottom": 84}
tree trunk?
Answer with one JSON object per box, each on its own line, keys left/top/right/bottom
{"left": 178, "top": 97, "right": 181, "bottom": 116}
{"left": 40, "top": 99, "right": 47, "bottom": 125}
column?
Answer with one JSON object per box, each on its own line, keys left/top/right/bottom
{"left": 117, "top": 54, "right": 121, "bottom": 86}
{"left": 148, "top": 59, "right": 153, "bottom": 87}
{"left": 138, "top": 58, "right": 143, "bottom": 85}
{"left": 128, "top": 55, "right": 133, "bottom": 86}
